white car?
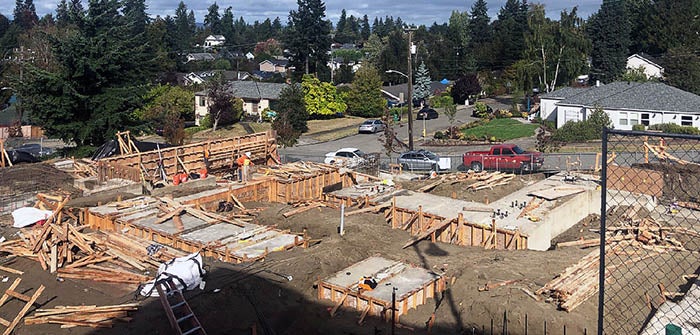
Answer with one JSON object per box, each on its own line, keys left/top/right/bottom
{"left": 324, "top": 148, "right": 367, "bottom": 168}
{"left": 358, "top": 120, "right": 386, "bottom": 134}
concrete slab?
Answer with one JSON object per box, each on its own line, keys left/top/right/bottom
{"left": 324, "top": 257, "right": 401, "bottom": 289}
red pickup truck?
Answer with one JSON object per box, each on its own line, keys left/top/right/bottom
{"left": 462, "top": 144, "right": 543, "bottom": 172}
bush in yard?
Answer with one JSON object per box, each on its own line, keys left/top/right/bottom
{"left": 433, "top": 131, "right": 445, "bottom": 140}
{"left": 648, "top": 123, "right": 700, "bottom": 135}
{"left": 473, "top": 102, "right": 490, "bottom": 118}
{"left": 551, "top": 107, "right": 612, "bottom": 143}
{"left": 632, "top": 124, "right": 646, "bottom": 131}
{"left": 429, "top": 95, "right": 454, "bottom": 108}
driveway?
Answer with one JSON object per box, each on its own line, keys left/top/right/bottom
{"left": 280, "top": 104, "right": 478, "bottom": 159}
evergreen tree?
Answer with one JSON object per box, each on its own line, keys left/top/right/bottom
{"left": 15, "top": 0, "right": 157, "bottom": 146}
{"left": 123, "top": 0, "right": 148, "bottom": 35}
{"left": 220, "top": 7, "right": 234, "bottom": 43}
{"left": 447, "top": 10, "right": 472, "bottom": 75}
{"left": 346, "top": 65, "right": 385, "bottom": 117}
{"left": 587, "top": 0, "right": 631, "bottom": 83}
{"left": 492, "top": 0, "right": 528, "bottom": 68}
{"left": 664, "top": 47, "right": 700, "bottom": 95}
{"left": 271, "top": 17, "right": 283, "bottom": 38}
{"left": 469, "top": 0, "right": 491, "bottom": 46}
{"left": 647, "top": 0, "right": 700, "bottom": 54}
{"left": 173, "top": 2, "right": 193, "bottom": 52}
{"left": 13, "top": 0, "right": 38, "bottom": 30}
{"left": 204, "top": 2, "right": 221, "bottom": 34}
{"left": 335, "top": 9, "right": 349, "bottom": 43}
{"left": 286, "top": 0, "right": 331, "bottom": 78}
{"left": 413, "top": 61, "right": 432, "bottom": 101}
{"left": 360, "top": 15, "right": 370, "bottom": 40}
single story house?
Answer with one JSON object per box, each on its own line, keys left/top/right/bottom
{"left": 259, "top": 58, "right": 289, "bottom": 74}
{"left": 184, "top": 71, "right": 250, "bottom": 86}
{"left": 185, "top": 53, "right": 216, "bottom": 63}
{"left": 204, "top": 35, "right": 226, "bottom": 48}
{"left": 540, "top": 81, "right": 700, "bottom": 130}
{"left": 626, "top": 53, "right": 664, "bottom": 79}
{"left": 194, "top": 81, "right": 288, "bottom": 125}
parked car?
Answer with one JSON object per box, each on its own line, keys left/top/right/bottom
{"left": 324, "top": 148, "right": 367, "bottom": 168}
{"left": 397, "top": 149, "right": 441, "bottom": 171}
{"left": 358, "top": 120, "right": 386, "bottom": 134}
{"left": 14, "top": 143, "right": 54, "bottom": 158}
{"left": 416, "top": 107, "right": 438, "bottom": 120}
{"left": 462, "top": 144, "right": 543, "bottom": 172}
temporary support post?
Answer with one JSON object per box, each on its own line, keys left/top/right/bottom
{"left": 339, "top": 202, "right": 345, "bottom": 235}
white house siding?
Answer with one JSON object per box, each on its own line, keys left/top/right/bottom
{"left": 626, "top": 56, "right": 662, "bottom": 79}
{"left": 539, "top": 98, "right": 560, "bottom": 121}
{"left": 556, "top": 106, "right": 585, "bottom": 128}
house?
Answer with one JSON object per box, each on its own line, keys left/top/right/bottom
{"left": 204, "top": 35, "right": 226, "bottom": 48}
{"left": 540, "top": 82, "right": 700, "bottom": 130}
{"left": 194, "top": 81, "right": 289, "bottom": 125}
{"left": 626, "top": 53, "right": 664, "bottom": 79}
{"left": 185, "top": 53, "right": 216, "bottom": 63}
{"left": 258, "top": 58, "right": 289, "bottom": 74}
{"left": 183, "top": 71, "right": 250, "bottom": 86}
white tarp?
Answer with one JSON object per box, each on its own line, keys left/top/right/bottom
{"left": 11, "top": 207, "right": 54, "bottom": 228}
{"left": 640, "top": 279, "right": 700, "bottom": 335}
{"left": 139, "top": 252, "right": 206, "bottom": 297}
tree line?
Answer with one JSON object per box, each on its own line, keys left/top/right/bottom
{"left": 0, "top": 0, "right": 698, "bottom": 149}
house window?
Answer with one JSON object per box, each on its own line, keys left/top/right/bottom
{"left": 681, "top": 115, "right": 693, "bottom": 126}
{"left": 641, "top": 113, "right": 650, "bottom": 126}
{"left": 619, "top": 112, "right": 628, "bottom": 126}
{"left": 629, "top": 113, "right": 639, "bottom": 126}
{"left": 199, "top": 96, "right": 206, "bottom": 107}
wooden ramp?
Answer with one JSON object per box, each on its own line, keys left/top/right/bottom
{"left": 317, "top": 256, "right": 446, "bottom": 323}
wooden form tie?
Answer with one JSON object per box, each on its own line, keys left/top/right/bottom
{"left": 0, "top": 278, "right": 45, "bottom": 335}
{"left": 156, "top": 279, "right": 207, "bottom": 335}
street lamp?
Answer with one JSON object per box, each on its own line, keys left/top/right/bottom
{"left": 386, "top": 69, "right": 414, "bottom": 150}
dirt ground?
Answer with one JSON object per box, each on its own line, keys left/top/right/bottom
{"left": 0, "top": 163, "right": 600, "bottom": 335}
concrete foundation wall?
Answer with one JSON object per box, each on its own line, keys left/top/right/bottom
{"left": 527, "top": 189, "right": 601, "bottom": 251}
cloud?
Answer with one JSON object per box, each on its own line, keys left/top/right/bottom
{"left": 0, "top": 0, "right": 601, "bottom": 27}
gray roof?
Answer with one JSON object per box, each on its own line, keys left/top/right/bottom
{"left": 540, "top": 86, "right": 588, "bottom": 100}
{"left": 228, "top": 81, "right": 288, "bottom": 100}
{"left": 195, "top": 81, "right": 288, "bottom": 100}
{"left": 557, "top": 82, "right": 700, "bottom": 113}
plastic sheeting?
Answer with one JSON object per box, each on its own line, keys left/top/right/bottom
{"left": 139, "top": 252, "right": 206, "bottom": 297}
{"left": 91, "top": 140, "right": 172, "bottom": 161}
{"left": 12, "top": 207, "right": 54, "bottom": 228}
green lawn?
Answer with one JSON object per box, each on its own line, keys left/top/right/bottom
{"left": 461, "top": 118, "right": 538, "bottom": 141}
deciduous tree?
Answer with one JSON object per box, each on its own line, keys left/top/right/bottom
{"left": 301, "top": 74, "right": 346, "bottom": 116}
{"left": 346, "top": 65, "right": 384, "bottom": 117}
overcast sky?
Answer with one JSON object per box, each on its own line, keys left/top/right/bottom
{"left": 3, "top": 0, "right": 602, "bottom": 27}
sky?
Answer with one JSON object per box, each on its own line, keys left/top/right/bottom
{"left": 2, "top": 0, "right": 603, "bottom": 27}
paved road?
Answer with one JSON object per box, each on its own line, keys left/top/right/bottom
{"left": 281, "top": 105, "right": 479, "bottom": 159}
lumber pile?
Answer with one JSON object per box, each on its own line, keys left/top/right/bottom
{"left": 262, "top": 161, "right": 338, "bottom": 180}
{"left": 0, "top": 194, "right": 188, "bottom": 285}
{"left": 72, "top": 159, "right": 98, "bottom": 178}
{"left": 25, "top": 303, "right": 139, "bottom": 328}
{"left": 416, "top": 171, "right": 515, "bottom": 193}
{"left": 466, "top": 172, "right": 515, "bottom": 191}
{"left": 536, "top": 248, "right": 601, "bottom": 311}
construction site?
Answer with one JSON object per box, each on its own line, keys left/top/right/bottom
{"left": 0, "top": 130, "right": 698, "bottom": 335}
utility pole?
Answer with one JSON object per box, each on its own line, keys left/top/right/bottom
{"left": 405, "top": 26, "right": 416, "bottom": 151}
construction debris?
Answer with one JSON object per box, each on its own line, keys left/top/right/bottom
{"left": 24, "top": 303, "right": 139, "bottom": 329}
{"left": 417, "top": 171, "right": 515, "bottom": 193}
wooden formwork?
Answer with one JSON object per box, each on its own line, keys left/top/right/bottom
{"left": 99, "top": 131, "right": 278, "bottom": 182}
{"left": 95, "top": 161, "right": 143, "bottom": 183}
{"left": 317, "top": 257, "right": 446, "bottom": 322}
{"left": 387, "top": 197, "right": 528, "bottom": 250}
{"left": 80, "top": 198, "right": 306, "bottom": 264}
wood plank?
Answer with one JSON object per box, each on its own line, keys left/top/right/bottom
{"left": 329, "top": 292, "right": 348, "bottom": 317}
{"left": 2, "top": 285, "right": 45, "bottom": 335}
{"left": 403, "top": 218, "right": 453, "bottom": 249}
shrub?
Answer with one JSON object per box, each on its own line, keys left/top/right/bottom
{"left": 199, "top": 115, "right": 213, "bottom": 128}
{"left": 494, "top": 109, "right": 513, "bottom": 119}
{"left": 429, "top": 95, "right": 454, "bottom": 108}
{"left": 473, "top": 102, "right": 490, "bottom": 118}
{"left": 632, "top": 124, "right": 646, "bottom": 131}
{"left": 433, "top": 131, "right": 445, "bottom": 140}
{"left": 648, "top": 123, "right": 700, "bottom": 135}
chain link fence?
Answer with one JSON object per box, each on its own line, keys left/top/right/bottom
{"left": 280, "top": 152, "right": 604, "bottom": 175}
{"left": 600, "top": 129, "right": 700, "bottom": 334}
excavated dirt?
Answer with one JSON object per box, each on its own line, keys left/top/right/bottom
{"left": 633, "top": 162, "right": 700, "bottom": 202}
{"left": 0, "top": 165, "right": 600, "bottom": 335}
